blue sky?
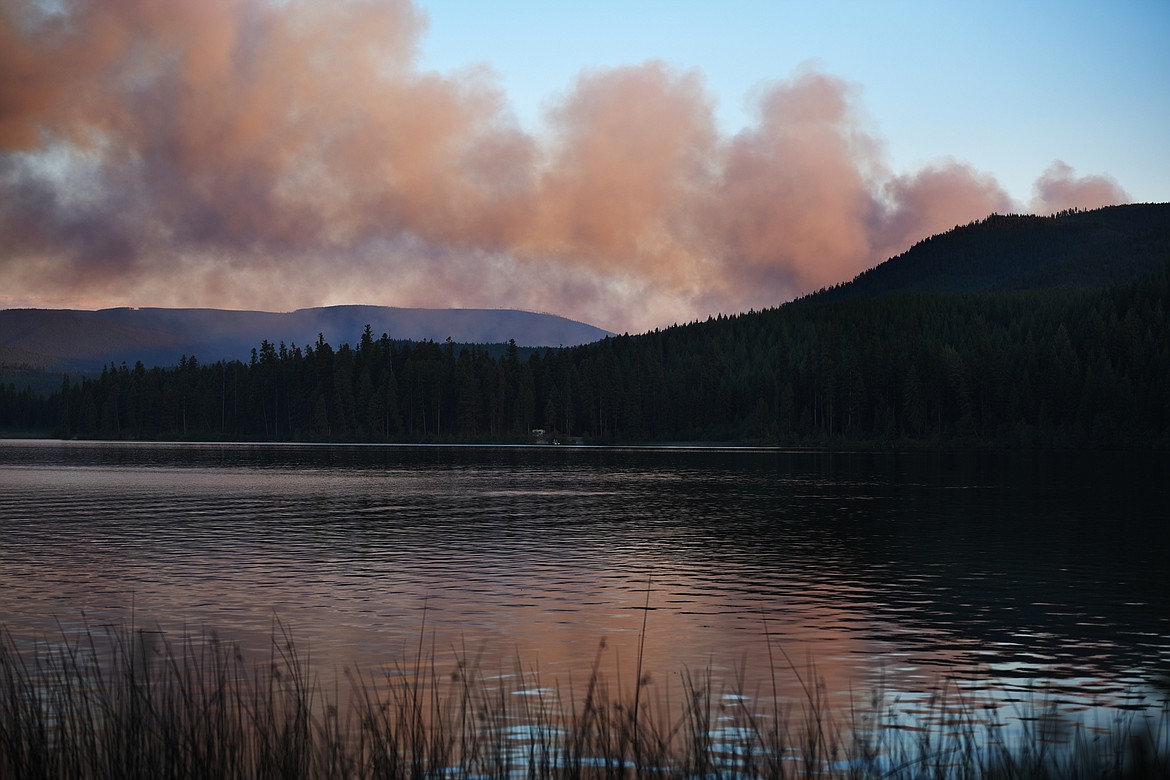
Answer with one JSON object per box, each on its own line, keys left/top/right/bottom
{"left": 416, "top": 0, "right": 1170, "bottom": 206}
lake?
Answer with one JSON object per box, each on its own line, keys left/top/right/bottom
{"left": 1, "top": 440, "right": 1168, "bottom": 748}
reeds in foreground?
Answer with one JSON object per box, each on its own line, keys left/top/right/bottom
{"left": 1, "top": 621, "right": 1166, "bottom": 779}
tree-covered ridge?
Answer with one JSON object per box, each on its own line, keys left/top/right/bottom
{"left": 815, "top": 203, "right": 1170, "bottom": 301}
{"left": 22, "top": 260, "right": 1169, "bottom": 449}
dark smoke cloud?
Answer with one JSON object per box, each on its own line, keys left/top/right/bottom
{"left": 0, "top": 0, "right": 1132, "bottom": 331}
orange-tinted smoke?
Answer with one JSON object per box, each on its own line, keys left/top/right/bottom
{"left": 0, "top": 0, "right": 1133, "bottom": 332}
{"left": 1030, "top": 161, "right": 1129, "bottom": 215}
{"left": 875, "top": 162, "right": 1015, "bottom": 260}
{"left": 525, "top": 62, "right": 718, "bottom": 288}
{"left": 710, "top": 70, "right": 881, "bottom": 297}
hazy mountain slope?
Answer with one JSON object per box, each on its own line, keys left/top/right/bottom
{"left": 814, "top": 203, "right": 1170, "bottom": 302}
{"left": 0, "top": 306, "right": 612, "bottom": 371}
{"left": 0, "top": 309, "right": 187, "bottom": 370}
{"left": 0, "top": 344, "right": 66, "bottom": 372}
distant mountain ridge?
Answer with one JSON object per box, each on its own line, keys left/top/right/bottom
{"left": 0, "top": 305, "right": 613, "bottom": 371}
{"left": 811, "top": 203, "right": 1170, "bottom": 302}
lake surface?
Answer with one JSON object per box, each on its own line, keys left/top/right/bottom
{"left": 1, "top": 440, "right": 1168, "bottom": 742}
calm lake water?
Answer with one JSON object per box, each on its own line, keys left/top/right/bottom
{"left": 1, "top": 440, "right": 1168, "bottom": 739}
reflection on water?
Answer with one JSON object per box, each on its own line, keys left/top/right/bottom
{"left": 1, "top": 440, "right": 1168, "bottom": 736}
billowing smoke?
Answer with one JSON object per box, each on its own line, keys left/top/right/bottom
{"left": 0, "top": 0, "right": 1131, "bottom": 332}
{"left": 1030, "top": 161, "right": 1129, "bottom": 216}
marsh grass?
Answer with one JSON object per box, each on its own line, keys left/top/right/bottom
{"left": 1, "top": 620, "right": 1167, "bottom": 779}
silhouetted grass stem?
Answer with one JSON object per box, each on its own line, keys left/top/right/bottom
{"left": 1, "top": 621, "right": 1166, "bottom": 779}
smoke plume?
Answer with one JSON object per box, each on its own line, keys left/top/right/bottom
{"left": 1030, "top": 161, "right": 1129, "bottom": 216}
{"left": 0, "top": 0, "right": 1131, "bottom": 332}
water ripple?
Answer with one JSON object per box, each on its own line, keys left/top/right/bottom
{"left": 1, "top": 441, "right": 1168, "bottom": 727}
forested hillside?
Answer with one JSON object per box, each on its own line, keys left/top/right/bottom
{"left": 1, "top": 262, "right": 1160, "bottom": 448}
{"left": 4, "top": 205, "right": 1169, "bottom": 448}
{"left": 815, "top": 203, "right": 1170, "bottom": 300}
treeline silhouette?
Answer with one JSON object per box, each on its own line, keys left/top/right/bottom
{"left": 0, "top": 382, "right": 55, "bottom": 433}
{"left": 5, "top": 203, "right": 1169, "bottom": 448}
{"left": 8, "top": 259, "right": 1162, "bottom": 448}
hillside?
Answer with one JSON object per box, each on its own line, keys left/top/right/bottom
{"left": 813, "top": 203, "right": 1170, "bottom": 301}
{"left": 0, "top": 305, "right": 612, "bottom": 372}
{"left": 30, "top": 262, "right": 1168, "bottom": 447}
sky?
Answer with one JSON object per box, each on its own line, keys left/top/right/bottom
{"left": 1, "top": 0, "right": 1166, "bottom": 334}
